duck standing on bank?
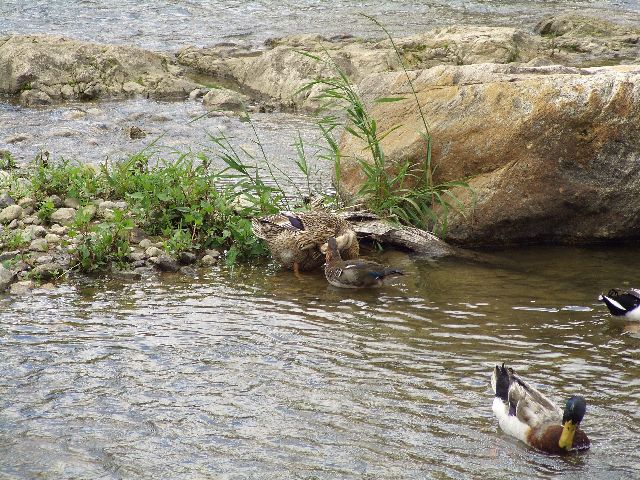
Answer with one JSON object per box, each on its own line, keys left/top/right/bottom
{"left": 598, "top": 288, "right": 640, "bottom": 320}
{"left": 324, "top": 236, "right": 404, "bottom": 288}
{"left": 491, "top": 363, "right": 590, "bottom": 454}
{"left": 251, "top": 211, "right": 359, "bottom": 274}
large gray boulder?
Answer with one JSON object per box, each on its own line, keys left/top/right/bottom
{"left": 337, "top": 63, "right": 640, "bottom": 245}
{"left": 0, "top": 35, "right": 200, "bottom": 103}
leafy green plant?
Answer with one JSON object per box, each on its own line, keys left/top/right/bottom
{"left": 296, "top": 15, "right": 473, "bottom": 235}
{"left": 0, "top": 151, "right": 16, "bottom": 170}
{"left": 37, "top": 199, "right": 56, "bottom": 224}
{"left": 72, "top": 209, "right": 133, "bottom": 272}
{"left": 1, "top": 230, "right": 27, "bottom": 250}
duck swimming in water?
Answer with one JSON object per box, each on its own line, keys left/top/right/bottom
{"left": 491, "top": 363, "right": 590, "bottom": 454}
{"left": 598, "top": 288, "right": 640, "bottom": 320}
{"left": 324, "top": 236, "right": 404, "bottom": 288}
{"left": 251, "top": 211, "right": 358, "bottom": 274}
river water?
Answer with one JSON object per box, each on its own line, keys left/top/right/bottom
{"left": 1, "top": 246, "right": 640, "bottom": 478}
{"left": 2, "top": 2, "right": 640, "bottom": 479}
{"left": 1, "top": 1, "right": 639, "bottom": 50}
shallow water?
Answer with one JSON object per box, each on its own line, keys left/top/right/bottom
{"left": 0, "top": 99, "right": 328, "bottom": 192}
{"left": 1, "top": 1, "right": 639, "bottom": 50}
{"left": 1, "top": 245, "right": 640, "bottom": 478}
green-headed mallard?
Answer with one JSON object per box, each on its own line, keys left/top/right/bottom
{"left": 491, "top": 363, "right": 590, "bottom": 454}
{"left": 251, "top": 211, "right": 358, "bottom": 274}
{"left": 324, "top": 236, "right": 404, "bottom": 288}
{"left": 598, "top": 288, "right": 640, "bottom": 320}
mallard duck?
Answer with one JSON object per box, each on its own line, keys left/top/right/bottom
{"left": 324, "top": 236, "right": 404, "bottom": 288}
{"left": 251, "top": 211, "right": 359, "bottom": 273}
{"left": 491, "top": 364, "right": 590, "bottom": 454}
{"left": 598, "top": 288, "right": 640, "bottom": 320}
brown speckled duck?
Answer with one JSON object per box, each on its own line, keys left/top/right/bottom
{"left": 324, "top": 236, "right": 404, "bottom": 288}
{"left": 251, "top": 211, "right": 359, "bottom": 274}
{"left": 491, "top": 364, "right": 590, "bottom": 454}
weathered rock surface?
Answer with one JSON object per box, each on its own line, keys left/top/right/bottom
{"left": 0, "top": 35, "right": 199, "bottom": 104}
{"left": 177, "top": 16, "right": 640, "bottom": 111}
{"left": 338, "top": 63, "right": 640, "bottom": 245}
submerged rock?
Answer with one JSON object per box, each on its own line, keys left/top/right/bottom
{"left": 338, "top": 63, "right": 640, "bottom": 245}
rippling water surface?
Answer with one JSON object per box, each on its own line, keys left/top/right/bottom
{"left": 1, "top": 1, "right": 639, "bottom": 50}
{"left": 1, "top": 245, "right": 640, "bottom": 478}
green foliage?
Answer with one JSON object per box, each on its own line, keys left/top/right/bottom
{"left": 1, "top": 230, "right": 27, "bottom": 250}
{"left": 297, "top": 15, "right": 473, "bottom": 235}
{"left": 0, "top": 151, "right": 16, "bottom": 170}
{"left": 37, "top": 199, "right": 56, "bottom": 224}
{"left": 30, "top": 157, "right": 105, "bottom": 202}
{"left": 71, "top": 209, "right": 133, "bottom": 272}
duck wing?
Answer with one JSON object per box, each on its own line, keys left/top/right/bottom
{"left": 507, "top": 370, "right": 562, "bottom": 428}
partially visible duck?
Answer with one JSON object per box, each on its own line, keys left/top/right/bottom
{"left": 598, "top": 288, "right": 640, "bottom": 320}
{"left": 491, "top": 363, "right": 590, "bottom": 454}
{"left": 324, "top": 236, "right": 404, "bottom": 288}
{"left": 251, "top": 211, "right": 358, "bottom": 274}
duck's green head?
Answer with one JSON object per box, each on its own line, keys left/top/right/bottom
{"left": 558, "top": 396, "right": 587, "bottom": 450}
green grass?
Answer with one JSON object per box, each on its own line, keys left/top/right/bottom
{"left": 296, "top": 15, "right": 472, "bottom": 235}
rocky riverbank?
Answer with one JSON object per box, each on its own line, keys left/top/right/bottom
{"left": 0, "top": 13, "right": 638, "bottom": 283}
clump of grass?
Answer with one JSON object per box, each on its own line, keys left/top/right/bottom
{"left": 296, "top": 15, "right": 472, "bottom": 236}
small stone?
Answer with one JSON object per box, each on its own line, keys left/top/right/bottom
{"left": 200, "top": 254, "right": 217, "bottom": 266}
{"left": 139, "top": 239, "right": 153, "bottom": 249}
{"left": 113, "top": 201, "right": 127, "bottom": 210}
{"left": 18, "top": 197, "right": 35, "bottom": 209}
{"left": 52, "top": 128, "right": 76, "bottom": 138}
{"left": 50, "top": 207, "right": 77, "bottom": 225}
{"left": 129, "top": 251, "right": 146, "bottom": 262}
{"left": 131, "top": 260, "right": 147, "bottom": 268}
{"left": 151, "top": 254, "right": 180, "bottom": 272}
{"left": 63, "top": 197, "right": 81, "bottom": 209}
{"left": 8, "top": 219, "right": 18, "bottom": 229}
{"left": 178, "top": 251, "right": 197, "bottom": 265}
{"left": 24, "top": 225, "right": 46, "bottom": 239}
{"left": 22, "top": 216, "right": 36, "bottom": 225}
{"left": 47, "top": 195, "right": 63, "bottom": 208}
{"left": 23, "top": 207, "right": 35, "bottom": 216}
{"left": 0, "top": 192, "right": 16, "bottom": 208}
{"left": 203, "top": 88, "right": 249, "bottom": 112}
{"left": 29, "top": 238, "right": 48, "bottom": 252}
{"left": 145, "top": 246, "right": 163, "bottom": 258}
{"left": 129, "top": 227, "right": 147, "bottom": 244}
{"left": 44, "top": 233, "right": 61, "bottom": 244}
{"left": 0, "top": 250, "right": 20, "bottom": 261}
{"left": 50, "top": 224, "right": 67, "bottom": 235}
{"left": 179, "top": 266, "right": 197, "bottom": 277}
{"left": 31, "top": 263, "right": 62, "bottom": 280}
{"left": 35, "top": 255, "right": 54, "bottom": 265}
{"left": 87, "top": 108, "right": 102, "bottom": 116}
{"left": 11, "top": 261, "right": 29, "bottom": 274}
{"left": 0, "top": 204, "right": 23, "bottom": 223}
{"left": 20, "top": 90, "right": 52, "bottom": 106}
{"left": 9, "top": 280, "right": 34, "bottom": 295}
{"left": 98, "top": 200, "right": 118, "bottom": 210}
{"left": 205, "top": 249, "right": 221, "bottom": 258}
{"left": 0, "top": 264, "right": 15, "bottom": 291}
{"left": 128, "top": 126, "right": 147, "bottom": 139}
{"left": 40, "top": 283, "right": 56, "bottom": 290}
